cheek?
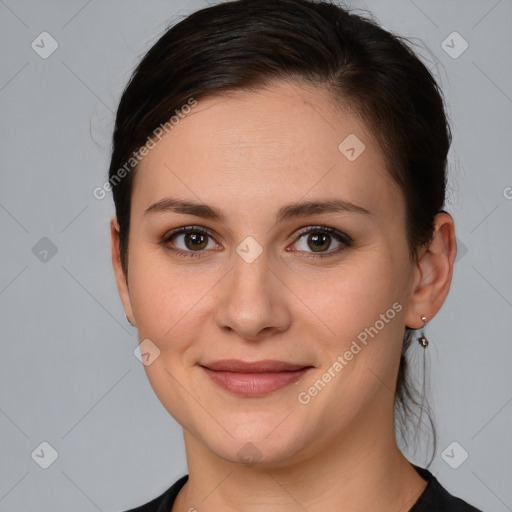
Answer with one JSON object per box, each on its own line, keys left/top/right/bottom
{"left": 309, "top": 257, "right": 404, "bottom": 329}
{"left": 298, "top": 270, "right": 406, "bottom": 417}
{"left": 304, "top": 251, "right": 408, "bottom": 378}
{"left": 127, "top": 246, "right": 220, "bottom": 353}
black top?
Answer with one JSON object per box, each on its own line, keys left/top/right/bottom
{"left": 124, "top": 465, "right": 483, "bottom": 512}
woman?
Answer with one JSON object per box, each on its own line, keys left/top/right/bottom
{"left": 108, "top": 0, "right": 483, "bottom": 510}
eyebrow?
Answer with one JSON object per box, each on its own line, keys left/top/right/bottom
{"left": 144, "top": 197, "right": 371, "bottom": 222}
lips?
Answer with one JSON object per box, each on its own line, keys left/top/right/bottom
{"left": 201, "top": 359, "right": 310, "bottom": 373}
{"left": 200, "top": 359, "right": 313, "bottom": 396}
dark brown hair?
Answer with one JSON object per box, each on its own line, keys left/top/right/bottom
{"left": 109, "top": 0, "right": 451, "bottom": 463}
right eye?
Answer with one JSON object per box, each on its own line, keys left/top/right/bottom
{"left": 161, "top": 226, "right": 222, "bottom": 258}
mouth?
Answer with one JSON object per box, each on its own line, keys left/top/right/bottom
{"left": 199, "top": 359, "right": 314, "bottom": 396}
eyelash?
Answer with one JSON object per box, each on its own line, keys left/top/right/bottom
{"left": 160, "top": 225, "right": 352, "bottom": 259}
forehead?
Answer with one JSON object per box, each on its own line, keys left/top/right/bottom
{"left": 132, "top": 81, "right": 401, "bottom": 219}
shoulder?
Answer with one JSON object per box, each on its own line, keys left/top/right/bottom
{"left": 411, "top": 466, "right": 484, "bottom": 512}
{"left": 122, "top": 475, "right": 189, "bottom": 512}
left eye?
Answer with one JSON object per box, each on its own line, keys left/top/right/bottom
{"left": 289, "top": 227, "right": 350, "bottom": 255}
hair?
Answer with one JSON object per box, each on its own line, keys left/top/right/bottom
{"left": 109, "top": 0, "right": 451, "bottom": 464}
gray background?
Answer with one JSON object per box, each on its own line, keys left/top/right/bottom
{"left": 1, "top": 0, "right": 511, "bottom": 511}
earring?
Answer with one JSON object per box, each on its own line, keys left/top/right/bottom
{"left": 126, "top": 315, "right": 135, "bottom": 327}
{"left": 418, "top": 316, "right": 428, "bottom": 347}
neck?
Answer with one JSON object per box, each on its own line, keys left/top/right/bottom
{"left": 173, "top": 410, "right": 427, "bottom": 512}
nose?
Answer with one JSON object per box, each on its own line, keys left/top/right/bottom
{"left": 214, "top": 250, "right": 292, "bottom": 341}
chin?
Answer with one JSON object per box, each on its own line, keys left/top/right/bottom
{"left": 198, "top": 421, "right": 314, "bottom": 469}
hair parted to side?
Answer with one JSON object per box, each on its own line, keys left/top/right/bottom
{"left": 109, "top": 0, "right": 451, "bottom": 464}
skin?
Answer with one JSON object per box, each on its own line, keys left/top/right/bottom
{"left": 111, "top": 81, "right": 457, "bottom": 512}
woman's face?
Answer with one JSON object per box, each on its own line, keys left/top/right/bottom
{"left": 115, "top": 81, "right": 423, "bottom": 466}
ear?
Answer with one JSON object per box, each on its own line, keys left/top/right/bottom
{"left": 110, "top": 217, "right": 136, "bottom": 326}
{"left": 404, "top": 212, "right": 457, "bottom": 329}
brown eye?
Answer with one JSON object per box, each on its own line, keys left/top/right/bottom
{"left": 306, "top": 232, "right": 332, "bottom": 252}
{"left": 163, "top": 226, "right": 219, "bottom": 256}
{"left": 289, "top": 226, "right": 352, "bottom": 257}
{"left": 183, "top": 232, "right": 208, "bottom": 250}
